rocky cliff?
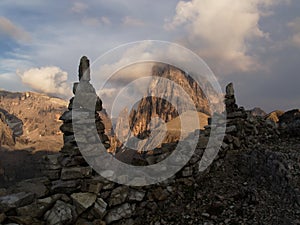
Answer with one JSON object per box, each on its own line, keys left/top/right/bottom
{"left": 0, "top": 91, "right": 67, "bottom": 151}
{"left": 0, "top": 111, "right": 15, "bottom": 147}
{"left": 117, "top": 64, "right": 210, "bottom": 144}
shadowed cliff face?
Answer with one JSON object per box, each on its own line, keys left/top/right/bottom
{"left": 125, "top": 64, "right": 211, "bottom": 139}
{"left": 0, "top": 112, "right": 15, "bottom": 147}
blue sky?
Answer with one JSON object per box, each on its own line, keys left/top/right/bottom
{"left": 0, "top": 0, "right": 300, "bottom": 112}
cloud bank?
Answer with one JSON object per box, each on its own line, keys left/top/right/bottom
{"left": 288, "top": 17, "right": 300, "bottom": 47}
{"left": 165, "top": 0, "right": 288, "bottom": 74}
{"left": 19, "top": 67, "right": 71, "bottom": 98}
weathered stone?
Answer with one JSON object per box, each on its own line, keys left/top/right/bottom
{"left": 92, "top": 198, "right": 107, "bottom": 219}
{"left": 60, "top": 110, "right": 72, "bottom": 122}
{"left": 109, "top": 186, "right": 128, "bottom": 206}
{"left": 68, "top": 97, "right": 74, "bottom": 110}
{"left": 92, "top": 219, "right": 106, "bottom": 225}
{"left": 17, "top": 201, "right": 50, "bottom": 218}
{"left": 227, "top": 111, "right": 246, "bottom": 119}
{"left": 44, "top": 200, "right": 77, "bottom": 225}
{"left": 71, "top": 192, "right": 97, "bottom": 215}
{"left": 7, "top": 216, "right": 42, "bottom": 225}
{"left": 105, "top": 203, "right": 135, "bottom": 224}
{"left": 149, "top": 187, "right": 169, "bottom": 201}
{"left": 81, "top": 179, "right": 103, "bottom": 194}
{"left": 73, "top": 92, "right": 98, "bottom": 112}
{"left": 225, "top": 83, "right": 234, "bottom": 97}
{"left": 73, "top": 82, "right": 79, "bottom": 95}
{"left": 60, "top": 123, "right": 73, "bottom": 134}
{"left": 78, "top": 56, "right": 91, "bottom": 81}
{"left": 0, "top": 192, "right": 35, "bottom": 213}
{"left": 63, "top": 134, "right": 76, "bottom": 145}
{"left": 226, "top": 125, "right": 237, "bottom": 133}
{"left": 182, "top": 166, "right": 193, "bottom": 177}
{"left": 11, "top": 178, "right": 48, "bottom": 198}
{"left": 232, "top": 136, "right": 241, "bottom": 148}
{"left": 100, "top": 170, "right": 115, "bottom": 181}
{"left": 45, "top": 169, "right": 61, "bottom": 180}
{"left": 45, "top": 154, "right": 61, "bottom": 168}
{"left": 61, "top": 167, "right": 92, "bottom": 180}
{"left": 51, "top": 180, "right": 81, "bottom": 193}
{"left": 60, "top": 156, "right": 87, "bottom": 167}
{"left": 128, "top": 189, "right": 146, "bottom": 202}
{"left": 75, "top": 218, "right": 93, "bottom": 225}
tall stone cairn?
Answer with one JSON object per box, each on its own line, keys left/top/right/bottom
{"left": 60, "top": 56, "right": 110, "bottom": 153}
{"left": 44, "top": 56, "right": 112, "bottom": 186}
{"left": 224, "top": 82, "right": 238, "bottom": 113}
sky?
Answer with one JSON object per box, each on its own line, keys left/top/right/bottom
{"left": 0, "top": 0, "right": 300, "bottom": 113}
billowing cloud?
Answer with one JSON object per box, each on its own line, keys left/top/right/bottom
{"left": 288, "top": 17, "right": 300, "bottom": 47}
{"left": 122, "top": 16, "right": 144, "bottom": 27}
{"left": 18, "top": 67, "right": 71, "bottom": 98}
{"left": 0, "top": 16, "right": 30, "bottom": 42}
{"left": 165, "top": 0, "right": 288, "bottom": 74}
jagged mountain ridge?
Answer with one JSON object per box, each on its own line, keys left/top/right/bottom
{"left": 127, "top": 64, "right": 211, "bottom": 139}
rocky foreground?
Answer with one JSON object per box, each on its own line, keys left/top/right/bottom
{"left": 0, "top": 84, "right": 298, "bottom": 225}
{"left": 0, "top": 58, "right": 299, "bottom": 225}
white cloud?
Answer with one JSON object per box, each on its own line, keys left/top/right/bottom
{"left": 18, "top": 67, "right": 71, "bottom": 98}
{"left": 0, "top": 16, "right": 30, "bottom": 42}
{"left": 164, "top": 0, "right": 287, "bottom": 74}
{"left": 71, "top": 2, "right": 88, "bottom": 13}
{"left": 122, "top": 16, "right": 144, "bottom": 27}
{"left": 288, "top": 17, "right": 300, "bottom": 47}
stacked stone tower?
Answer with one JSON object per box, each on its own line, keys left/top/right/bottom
{"left": 60, "top": 56, "right": 110, "bottom": 154}
{"left": 46, "top": 56, "right": 111, "bottom": 188}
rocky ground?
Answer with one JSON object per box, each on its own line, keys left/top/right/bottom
{"left": 133, "top": 136, "right": 300, "bottom": 225}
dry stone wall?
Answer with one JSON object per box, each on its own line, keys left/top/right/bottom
{"left": 0, "top": 60, "right": 299, "bottom": 225}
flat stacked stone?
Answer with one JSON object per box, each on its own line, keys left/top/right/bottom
{"left": 44, "top": 56, "right": 111, "bottom": 191}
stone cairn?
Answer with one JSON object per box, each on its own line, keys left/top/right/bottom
{"left": 222, "top": 82, "right": 280, "bottom": 150}
{"left": 1, "top": 71, "right": 299, "bottom": 224}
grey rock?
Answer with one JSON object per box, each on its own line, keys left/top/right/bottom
{"left": 61, "top": 167, "right": 92, "bottom": 180}
{"left": 44, "top": 200, "right": 76, "bottom": 225}
{"left": 225, "top": 83, "right": 234, "bottom": 97}
{"left": 128, "top": 189, "right": 146, "bottom": 201}
{"left": 182, "top": 166, "right": 193, "bottom": 177}
{"left": 0, "top": 192, "right": 35, "bottom": 213}
{"left": 71, "top": 192, "right": 97, "bottom": 214}
{"left": 109, "top": 186, "right": 128, "bottom": 206}
{"left": 92, "top": 198, "right": 107, "bottom": 219}
{"left": 45, "top": 154, "right": 61, "bottom": 170}
{"left": 78, "top": 56, "right": 91, "bottom": 81}
{"left": 105, "top": 203, "right": 135, "bottom": 224}
{"left": 226, "top": 125, "right": 237, "bottom": 133}
{"left": 51, "top": 180, "right": 81, "bottom": 193}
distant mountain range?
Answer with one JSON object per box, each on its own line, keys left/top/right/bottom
{"left": 0, "top": 90, "right": 67, "bottom": 152}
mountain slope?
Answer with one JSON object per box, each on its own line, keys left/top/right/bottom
{"left": 0, "top": 112, "right": 15, "bottom": 147}
{"left": 0, "top": 91, "right": 67, "bottom": 151}
{"left": 128, "top": 64, "right": 211, "bottom": 138}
